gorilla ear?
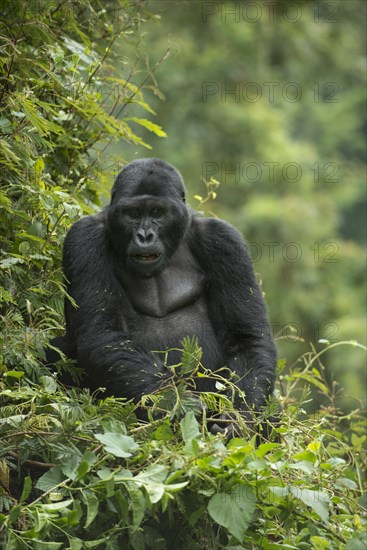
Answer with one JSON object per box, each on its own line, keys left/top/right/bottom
{"left": 111, "top": 188, "right": 116, "bottom": 203}
{"left": 181, "top": 191, "right": 186, "bottom": 203}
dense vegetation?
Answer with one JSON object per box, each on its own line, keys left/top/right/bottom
{"left": 0, "top": 1, "right": 366, "bottom": 548}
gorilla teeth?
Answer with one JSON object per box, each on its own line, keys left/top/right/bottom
{"left": 135, "top": 254, "right": 160, "bottom": 262}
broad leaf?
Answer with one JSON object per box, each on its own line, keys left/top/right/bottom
{"left": 35, "top": 466, "right": 64, "bottom": 492}
{"left": 180, "top": 411, "right": 201, "bottom": 443}
{"left": 95, "top": 432, "right": 138, "bottom": 458}
{"left": 83, "top": 492, "right": 99, "bottom": 529}
{"left": 290, "top": 487, "right": 329, "bottom": 523}
{"left": 208, "top": 484, "right": 256, "bottom": 541}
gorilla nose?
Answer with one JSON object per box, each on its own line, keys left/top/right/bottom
{"left": 136, "top": 228, "right": 155, "bottom": 246}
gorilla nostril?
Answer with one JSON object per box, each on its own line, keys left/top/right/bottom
{"left": 136, "top": 230, "right": 145, "bottom": 244}
{"left": 136, "top": 228, "right": 155, "bottom": 245}
{"left": 146, "top": 230, "right": 154, "bottom": 244}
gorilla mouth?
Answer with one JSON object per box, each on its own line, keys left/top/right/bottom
{"left": 133, "top": 253, "right": 161, "bottom": 262}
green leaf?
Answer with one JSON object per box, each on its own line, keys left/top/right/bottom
{"left": 8, "top": 505, "right": 22, "bottom": 525}
{"left": 337, "top": 477, "right": 358, "bottom": 489}
{"left": 153, "top": 421, "right": 174, "bottom": 441}
{"left": 292, "top": 450, "right": 317, "bottom": 463}
{"left": 4, "top": 370, "right": 25, "bottom": 379}
{"left": 133, "top": 464, "right": 187, "bottom": 505}
{"left": 0, "top": 256, "right": 25, "bottom": 269}
{"left": 127, "top": 117, "right": 167, "bottom": 137}
{"left": 40, "top": 375, "right": 57, "bottom": 393}
{"left": 290, "top": 487, "right": 329, "bottom": 523}
{"left": 16, "top": 232, "right": 46, "bottom": 244}
{"left": 34, "top": 157, "right": 45, "bottom": 174}
{"left": 115, "top": 491, "right": 129, "bottom": 525}
{"left": 307, "top": 440, "right": 321, "bottom": 453}
{"left": 180, "top": 336, "right": 203, "bottom": 375}
{"left": 208, "top": 484, "right": 256, "bottom": 541}
{"left": 256, "top": 442, "right": 280, "bottom": 457}
{"left": 18, "top": 96, "right": 63, "bottom": 136}
{"left": 42, "top": 499, "right": 73, "bottom": 511}
{"left": 84, "top": 491, "right": 99, "bottom": 529}
{"left": 35, "top": 466, "right": 64, "bottom": 492}
{"left": 0, "top": 117, "right": 12, "bottom": 132}
{"left": 129, "top": 488, "right": 146, "bottom": 531}
{"left": 95, "top": 432, "right": 138, "bottom": 458}
{"left": 82, "top": 450, "right": 97, "bottom": 468}
{"left": 0, "top": 414, "right": 27, "bottom": 426}
{"left": 135, "top": 464, "right": 168, "bottom": 484}
{"left": 76, "top": 460, "right": 90, "bottom": 480}
{"left": 97, "top": 468, "right": 113, "bottom": 481}
{"left": 19, "top": 476, "right": 32, "bottom": 503}
{"left": 134, "top": 464, "right": 167, "bottom": 504}
{"left": 345, "top": 532, "right": 367, "bottom": 550}
{"left": 63, "top": 37, "right": 95, "bottom": 64}
{"left": 32, "top": 542, "right": 63, "bottom": 549}
{"left": 180, "top": 411, "right": 201, "bottom": 442}
{"left": 83, "top": 537, "right": 110, "bottom": 549}
{"left": 84, "top": 539, "right": 110, "bottom": 549}
{"left": 68, "top": 538, "right": 83, "bottom": 550}
{"left": 114, "top": 469, "right": 134, "bottom": 482}
{"left": 101, "top": 418, "right": 127, "bottom": 435}
{"left": 247, "top": 459, "right": 267, "bottom": 471}
{"left": 291, "top": 373, "right": 328, "bottom": 393}
{"left": 257, "top": 545, "right": 298, "bottom": 549}
{"left": 143, "top": 483, "right": 165, "bottom": 504}
{"left": 310, "top": 536, "right": 330, "bottom": 549}
{"left": 61, "top": 455, "right": 82, "bottom": 480}
{"left": 288, "top": 460, "right": 314, "bottom": 474}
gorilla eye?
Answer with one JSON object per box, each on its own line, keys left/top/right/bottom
{"left": 150, "top": 207, "right": 163, "bottom": 218}
{"left": 126, "top": 209, "right": 140, "bottom": 220}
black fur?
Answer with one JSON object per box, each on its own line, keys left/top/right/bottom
{"left": 47, "top": 158, "right": 277, "bottom": 428}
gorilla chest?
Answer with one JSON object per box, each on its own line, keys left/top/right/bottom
{"left": 134, "top": 294, "right": 222, "bottom": 370}
{"left": 135, "top": 297, "right": 214, "bottom": 352}
{"left": 120, "top": 262, "right": 221, "bottom": 363}
{"left": 125, "top": 264, "right": 205, "bottom": 317}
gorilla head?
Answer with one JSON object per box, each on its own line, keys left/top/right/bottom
{"left": 108, "top": 159, "right": 189, "bottom": 277}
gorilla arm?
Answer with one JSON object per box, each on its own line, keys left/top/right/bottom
{"left": 191, "top": 216, "right": 277, "bottom": 414}
{"left": 62, "top": 214, "right": 167, "bottom": 400}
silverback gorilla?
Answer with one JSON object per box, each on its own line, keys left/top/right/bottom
{"left": 48, "top": 158, "right": 277, "bottom": 433}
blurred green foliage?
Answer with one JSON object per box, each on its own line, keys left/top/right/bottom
{"left": 115, "top": 0, "right": 367, "bottom": 409}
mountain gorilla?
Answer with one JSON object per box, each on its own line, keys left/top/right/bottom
{"left": 48, "top": 158, "right": 277, "bottom": 434}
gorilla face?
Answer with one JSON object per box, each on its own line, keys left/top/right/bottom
{"left": 108, "top": 159, "right": 189, "bottom": 277}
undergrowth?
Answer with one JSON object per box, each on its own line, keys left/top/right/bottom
{"left": 0, "top": 338, "right": 366, "bottom": 549}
